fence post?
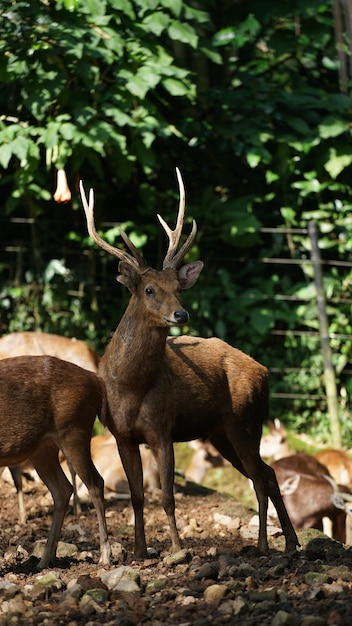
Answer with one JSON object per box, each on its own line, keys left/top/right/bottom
{"left": 308, "top": 221, "right": 341, "bottom": 447}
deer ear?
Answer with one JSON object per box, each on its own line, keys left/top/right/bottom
{"left": 178, "top": 261, "right": 204, "bottom": 290}
{"left": 117, "top": 261, "right": 139, "bottom": 291}
{"left": 280, "top": 474, "right": 300, "bottom": 496}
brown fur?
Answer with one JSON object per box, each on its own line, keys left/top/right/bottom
{"left": 0, "top": 331, "right": 100, "bottom": 522}
{"left": 0, "top": 355, "right": 110, "bottom": 569}
{"left": 271, "top": 453, "right": 348, "bottom": 541}
{"left": 0, "top": 331, "right": 100, "bottom": 372}
{"left": 81, "top": 177, "right": 298, "bottom": 558}
{"left": 315, "top": 449, "right": 352, "bottom": 488}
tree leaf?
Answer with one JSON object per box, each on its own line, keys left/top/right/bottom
{"left": 167, "top": 21, "right": 198, "bottom": 48}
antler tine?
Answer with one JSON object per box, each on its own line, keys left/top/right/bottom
{"left": 79, "top": 181, "right": 145, "bottom": 269}
{"left": 158, "top": 168, "right": 197, "bottom": 269}
{"left": 117, "top": 227, "right": 147, "bottom": 267}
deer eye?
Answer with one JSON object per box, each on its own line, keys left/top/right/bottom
{"left": 145, "top": 287, "right": 155, "bottom": 296}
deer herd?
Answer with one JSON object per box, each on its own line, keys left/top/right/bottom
{"left": 0, "top": 170, "right": 350, "bottom": 571}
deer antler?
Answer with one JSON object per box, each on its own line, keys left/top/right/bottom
{"left": 79, "top": 181, "right": 147, "bottom": 269}
{"left": 158, "top": 168, "right": 197, "bottom": 269}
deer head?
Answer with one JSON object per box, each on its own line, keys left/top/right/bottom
{"left": 80, "top": 170, "right": 203, "bottom": 327}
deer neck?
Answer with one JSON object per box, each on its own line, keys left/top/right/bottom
{"left": 100, "top": 297, "right": 168, "bottom": 393}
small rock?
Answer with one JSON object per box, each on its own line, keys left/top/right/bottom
{"left": 100, "top": 566, "right": 140, "bottom": 590}
{"left": 301, "top": 616, "right": 327, "bottom": 626}
{"left": 322, "top": 564, "right": 352, "bottom": 581}
{"left": 271, "top": 609, "right": 299, "bottom": 625}
{"left": 31, "top": 539, "right": 47, "bottom": 559}
{"left": 56, "top": 541, "right": 78, "bottom": 558}
{"left": 233, "top": 596, "right": 248, "bottom": 616}
{"left": 304, "top": 572, "right": 331, "bottom": 585}
{"left": 304, "top": 587, "right": 325, "bottom": 601}
{"left": 79, "top": 593, "right": 105, "bottom": 615}
{"left": 218, "top": 599, "right": 234, "bottom": 615}
{"left": 213, "top": 512, "right": 241, "bottom": 530}
{"left": 4, "top": 545, "right": 29, "bottom": 562}
{"left": 203, "top": 583, "right": 228, "bottom": 605}
{"left": 0, "top": 580, "right": 20, "bottom": 600}
{"left": 1, "top": 594, "right": 27, "bottom": 617}
{"left": 228, "top": 561, "right": 256, "bottom": 578}
{"left": 179, "top": 594, "right": 197, "bottom": 606}
{"left": 190, "top": 561, "right": 218, "bottom": 580}
{"left": 248, "top": 588, "right": 277, "bottom": 602}
{"left": 110, "top": 578, "right": 141, "bottom": 601}
{"left": 163, "top": 549, "right": 192, "bottom": 566}
{"left": 267, "top": 564, "right": 286, "bottom": 579}
{"left": 84, "top": 588, "right": 109, "bottom": 604}
{"left": 145, "top": 578, "right": 167, "bottom": 594}
{"left": 322, "top": 581, "right": 344, "bottom": 595}
{"left": 111, "top": 541, "right": 127, "bottom": 562}
{"left": 305, "top": 537, "right": 345, "bottom": 560}
{"left": 63, "top": 582, "right": 84, "bottom": 600}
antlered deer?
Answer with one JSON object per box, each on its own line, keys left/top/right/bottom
{"left": 80, "top": 171, "right": 299, "bottom": 558}
{"left": 0, "top": 355, "right": 111, "bottom": 569}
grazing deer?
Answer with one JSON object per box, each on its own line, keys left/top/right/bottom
{"left": 80, "top": 171, "right": 299, "bottom": 558}
{"left": 271, "top": 452, "right": 351, "bottom": 542}
{"left": 0, "top": 355, "right": 111, "bottom": 569}
{"left": 0, "top": 331, "right": 100, "bottom": 522}
{"left": 260, "top": 419, "right": 352, "bottom": 490}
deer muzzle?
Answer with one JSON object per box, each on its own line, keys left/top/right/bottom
{"left": 172, "top": 310, "right": 189, "bottom": 325}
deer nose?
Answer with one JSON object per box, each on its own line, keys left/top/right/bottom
{"left": 174, "top": 310, "right": 189, "bottom": 324}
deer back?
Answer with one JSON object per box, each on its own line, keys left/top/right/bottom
{"left": 0, "top": 331, "right": 100, "bottom": 373}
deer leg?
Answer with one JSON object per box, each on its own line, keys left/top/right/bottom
{"left": 67, "top": 462, "right": 81, "bottom": 515}
{"left": 30, "top": 442, "right": 73, "bottom": 569}
{"left": 209, "top": 433, "right": 299, "bottom": 553}
{"left": 262, "top": 463, "right": 300, "bottom": 552}
{"left": 117, "top": 441, "right": 147, "bottom": 558}
{"left": 153, "top": 442, "right": 181, "bottom": 553}
{"left": 61, "top": 436, "right": 111, "bottom": 566}
{"left": 209, "top": 435, "right": 269, "bottom": 552}
{"left": 10, "top": 466, "right": 27, "bottom": 524}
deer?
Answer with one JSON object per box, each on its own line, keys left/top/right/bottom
{"left": 185, "top": 440, "right": 230, "bottom": 484}
{"left": 0, "top": 331, "right": 100, "bottom": 372}
{"left": 260, "top": 419, "right": 352, "bottom": 490}
{"left": 259, "top": 419, "right": 352, "bottom": 541}
{"left": 0, "top": 331, "right": 100, "bottom": 522}
{"left": 79, "top": 170, "right": 299, "bottom": 559}
{"left": 61, "top": 433, "right": 160, "bottom": 501}
{"left": 270, "top": 452, "right": 352, "bottom": 543}
{"left": 0, "top": 355, "right": 111, "bottom": 569}
{"left": 315, "top": 449, "right": 352, "bottom": 489}
{"left": 260, "top": 419, "right": 293, "bottom": 460}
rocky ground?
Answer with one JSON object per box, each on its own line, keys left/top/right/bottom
{"left": 0, "top": 473, "right": 352, "bottom": 626}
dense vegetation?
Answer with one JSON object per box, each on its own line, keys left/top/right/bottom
{"left": 0, "top": 0, "right": 351, "bottom": 443}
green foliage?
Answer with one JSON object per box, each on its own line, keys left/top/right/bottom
{"left": 0, "top": 0, "right": 351, "bottom": 444}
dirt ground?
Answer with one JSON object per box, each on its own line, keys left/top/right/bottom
{"left": 0, "top": 472, "right": 352, "bottom": 626}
